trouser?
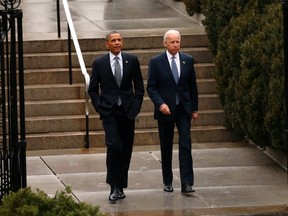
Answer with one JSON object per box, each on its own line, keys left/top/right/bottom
{"left": 102, "top": 105, "right": 135, "bottom": 188}
{"left": 158, "top": 103, "right": 194, "bottom": 185}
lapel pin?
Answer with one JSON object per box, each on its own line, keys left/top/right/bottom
{"left": 183, "top": 61, "right": 185, "bottom": 64}
{"left": 125, "top": 61, "right": 128, "bottom": 63}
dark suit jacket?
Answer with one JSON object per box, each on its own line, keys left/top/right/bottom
{"left": 147, "top": 51, "right": 198, "bottom": 121}
{"left": 88, "top": 52, "right": 144, "bottom": 120}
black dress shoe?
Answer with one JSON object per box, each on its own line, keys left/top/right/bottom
{"left": 163, "top": 184, "right": 174, "bottom": 192}
{"left": 181, "top": 184, "right": 195, "bottom": 194}
{"left": 117, "top": 188, "right": 126, "bottom": 199}
{"left": 109, "top": 186, "right": 118, "bottom": 202}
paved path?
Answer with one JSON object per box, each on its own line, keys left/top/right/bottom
{"left": 21, "top": 0, "right": 205, "bottom": 40}
{"left": 27, "top": 142, "right": 287, "bottom": 216}
{"left": 18, "top": 0, "right": 288, "bottom": 215}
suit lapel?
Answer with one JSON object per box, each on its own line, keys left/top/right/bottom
{"left": 161, "top": 52, "right": 180, "bottom": 84}
{"left": 179, "top": 53, "right": 186, "bottom": 83}
{"left": 121, "top": 53, "right": 127, "bottom": 81}
{"left": 105, "top": 53, "right": 120, "bottom": 86}
{"left": 104, "top": 54, "right": 114, "bottom": 76}
{"left": 160, "top": 53, "right": 175, "bottom": 82}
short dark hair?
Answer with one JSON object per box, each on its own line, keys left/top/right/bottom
{"left": 106, "top": 30, "right": 121, "bottom": 41}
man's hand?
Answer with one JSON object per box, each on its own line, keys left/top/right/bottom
{"left": 159, "top": 104, "right": 171, "bottom": 115}
{"left": 192, "top": 112, "right": 198, "bottom": 123}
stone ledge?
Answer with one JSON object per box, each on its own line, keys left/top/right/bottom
{"left": 264, "top": 147, "right": 287, "bottom": 170}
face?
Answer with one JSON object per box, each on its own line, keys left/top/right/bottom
{"left": 164, "top": 32, "right": 180, "bottom": 56}
{"left": 105, "top": 33, "right": 123, "bottom": 55}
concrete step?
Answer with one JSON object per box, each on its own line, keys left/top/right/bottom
{"left": 23, "top": 63, "right": 215, "bottom": 85}
{"left": 25, "top": 110, "right": 225, "bottom": 134}
{"left": 24, "top": 78, "right": 216, "bottom": 101}
{"left": 25, "top": 126, "right": 241, "bottom": 150}
{"left": 23, "top": 47, "right": 213, "bottom": 69}
{"left": 23, "top": 34, "right": 209, "bottom": 53}
{"left": 25, "top": 84, "right": 85, "bottom": 101}
{"left": 24, "top": 68, "right": 85, "bottom": 85}
{"left": 21, "top": 32, "right": 237, "bottom": 151}
{"left": 25, "top": 96, "right": 222, "bottom": 117}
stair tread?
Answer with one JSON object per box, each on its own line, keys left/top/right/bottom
{"left": 26, "top": 125, "right": 230, "bottom": 136}
{"left": 25, "top": 99, "right": 84, "bottom": 104}
{"left": 24, "top": 62, "right": 213, "bottom": 72}
{"left": 24, "top": 47, "right": 210, "bottom": 56}
{"left": 24, "top": 94, "right": 219, "bottom": 102}
{"left": 25, "top": 83, "right": 84, "bottom": 88}
{"left": 25, "top": 78, "right": 214, "bottom": 88}
{"left": 25, "top": 109, "right": 224, "bottom": 120}
{"left": 21, "top": 34, "right": 239, "bottom": 150}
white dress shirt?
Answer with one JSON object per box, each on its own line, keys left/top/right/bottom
{"left": 109, "top": 52, "right": 123, "bottom": 77}
{"left": 166, "top": 51, "right": 180, "bottom": 77}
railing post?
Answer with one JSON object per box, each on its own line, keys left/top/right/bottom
{"left": 67, "top": 23, "right": 73, "bottom": 85}
{"left": 283, "top": 0, "right": 288, "bottom": 149}
{"left": 9, "top": 9, "right": 21, "bottom": 191}
{"left": 0, "top": 1, "right": 26, "bottom": 200}
{"left": 57, "top": 0, "right": 61, "bottom": 38}
{"left": 85, "top": 113, "right": 90, "bottom": 149}
{"left": 17, "top": 9, "right": 27, "bottom": 188}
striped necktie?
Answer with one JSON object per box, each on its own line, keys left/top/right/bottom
{"left": 171, "top": 56, "right": 179, "bottom": 84}
{"left": 171, "top": 56, "right": 179, "bottom": 104}
{"left": 114, "top": 56, "right": 121, "bottom": 87}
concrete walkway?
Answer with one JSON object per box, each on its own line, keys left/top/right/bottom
{"left": 27, "top": 143, "right": 287, "bottom": 216}
{"left": 18, "top": 0, "right": 288, "bottom": 215}
{"left": 21, "top": 0, "right": 205, "bottom": 40}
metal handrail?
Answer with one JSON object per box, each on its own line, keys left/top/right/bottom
{"left": 57, "top": 0, "right": 61, "bottom": 38}
{"left": 282, "top": 0, "right": 288, "bottom": 149}
{"left": 61, "top": 0, "right": 90, "bottom": 148}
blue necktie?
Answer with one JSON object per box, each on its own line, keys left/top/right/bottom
{"left": 171, "top": 56, "right": 179, "bottom": 104}
{"left": 171, "top": 56, "right": 179, "bottom": 84}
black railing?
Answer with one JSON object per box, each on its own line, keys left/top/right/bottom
{"left": 0, "top": 0, "right": 26, "bottom": 201}
{"left": 57, "top": 0, "right": 61, "bottom": 38}
{"left": 283, "top": 0, "right": 288, "bottom": 149}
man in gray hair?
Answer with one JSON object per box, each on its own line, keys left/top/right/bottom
{"left": 147, "top": 29, "right": 198, "bottom": 194}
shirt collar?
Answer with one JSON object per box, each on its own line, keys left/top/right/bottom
{"left": 109, "top": 52, "right": 122, "bottom": 62}
{"left": 166, "top": 51, "right": 179, "bottom": 60}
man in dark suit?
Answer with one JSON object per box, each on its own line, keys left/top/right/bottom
{"left": 147, "top": 29, "right": 198, "bottom": 194}
{"left": 88, "top": 31, "right": 144, "bottom": 202}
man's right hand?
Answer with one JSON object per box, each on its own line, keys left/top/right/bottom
{"left": 159, "top": 103, "right": 171, "bottom": 115}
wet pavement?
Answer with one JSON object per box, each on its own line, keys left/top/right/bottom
{"left": 19, "top": 0, "right": 288, "bottom": 215}
{"left": 21, "top": 0, "right": 205, "bottom": 40}
{"left": 27, "top": 143, "right": 288, "bottom": 216}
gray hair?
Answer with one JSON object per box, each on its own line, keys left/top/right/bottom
{"left": 163, "top": 30, "right": 181, "bottom": 41}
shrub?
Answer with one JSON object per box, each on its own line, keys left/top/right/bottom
{"left": 0, "top": 187, "right": 106, "bottom": 216}
{"left": 181, "top": 0, "right": 208, "bottom": 16}
{"left": 239, "top": 3, "right": 285, "bottom": 150}
{"left": 202, "top": 0, "right": 250, "bottom": 55}
{"left": 203, "top": 0, "right": 287, "bottom": 154}
{"left": 214, "top": 5, "right": 264, "bottom": 134}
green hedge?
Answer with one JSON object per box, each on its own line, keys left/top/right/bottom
{"left": 202, "top": 0, "right": 287, "bottom": 154}
{"left": 239, "top": 3, "right": 285, "bottom": 150}
{"left": 202, "top": 0, "right": 250, "bottom": 55}
{"left": 0, "top": 187, "right": 106, "bottom": 216}
{"left": 181, "top": 0, "right": 208, "bottom": 16}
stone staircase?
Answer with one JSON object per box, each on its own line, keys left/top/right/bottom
{"left": 23, "top": 33, "right": 240, "bottom": 150}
